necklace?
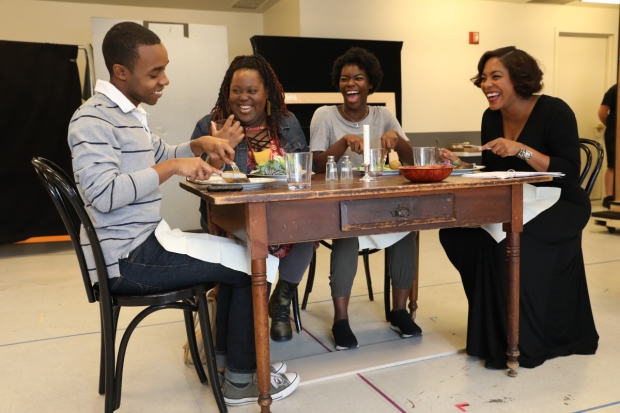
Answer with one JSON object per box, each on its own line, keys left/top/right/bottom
{"left": 341, "top": 106, "right": 369, "bottom": 128}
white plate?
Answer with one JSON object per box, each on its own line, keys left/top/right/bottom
{"left": 353, "top": 168, "right": 401, "bottom": 176}
{"left": 188, "top": 176, "right": 278, "bottom": 190}
{"left": 450, "top": 165, "right": 486, "bottom": 176}
{"left": 248, "top": 173, "right": 288, "bottom": 181}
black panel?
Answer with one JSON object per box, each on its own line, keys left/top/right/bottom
{"left": 251, "top": 36, "right": 403, "bottom": 126}
{"left": 0, "top": 40, "right": 82, "bottom": 243}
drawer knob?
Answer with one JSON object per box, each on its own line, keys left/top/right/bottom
{"left": 391, "top": 205, "right": 410, "bottom": 217}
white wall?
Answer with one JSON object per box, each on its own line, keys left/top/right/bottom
{"left": 299, "top": 0, "right": 618, "bottom": 133}
{"left": 0, "top": 0, "right": 262, "bottom": 62}
{"left": 263, "top": 0, "right": 300, "bottom": 36}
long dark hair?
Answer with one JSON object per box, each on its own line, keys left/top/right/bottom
{"left": 211, "top": 55, "right": 290, "bottom": 145}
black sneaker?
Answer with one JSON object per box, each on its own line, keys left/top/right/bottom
{"left": 603, "top": 196, "right": 613, "bottom": 209}
{"left": 390, "top": 309, "right": 422, "bottom": 338}
{"left": 332, "top": 319, "right": 359, "bottom": 350}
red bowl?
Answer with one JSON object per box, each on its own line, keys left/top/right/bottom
{"left": 399, "top": 165, "right": 453, "bottom": 182}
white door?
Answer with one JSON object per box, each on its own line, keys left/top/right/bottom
{"left": 555, "top": 33, "right": 613, "bottom": 200}
{"left": 91, "top": 18, "right": 229, "bottom": 230}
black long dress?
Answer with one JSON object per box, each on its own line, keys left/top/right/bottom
{"left": 440, "top": 95, "right": 599, "bottom": 368}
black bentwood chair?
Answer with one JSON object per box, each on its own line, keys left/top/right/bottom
{"left": 578, "top": 138, "right": 604, "bottom": 197}
{"left": 32, "top": 158, "right": 226, "bottom": 413}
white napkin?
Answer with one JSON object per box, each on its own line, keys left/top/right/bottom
{"left": 358, "top": 232, "right": 410, "bottom": 250}
{"left": 154, "top": 219, "right": 280, "bottom": 283}
{"left": 481, "top": 184, "right": 561, "bottom": 242}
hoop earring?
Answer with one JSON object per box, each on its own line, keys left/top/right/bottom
{"left": 267, "top": 100, "right": 271, "bottom": 116}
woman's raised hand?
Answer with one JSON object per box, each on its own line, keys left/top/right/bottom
{"left": 211, "top": 115, "right": 245, "bottom": 149}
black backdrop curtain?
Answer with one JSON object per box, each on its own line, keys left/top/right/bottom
{"left": 251, "top": 36, "right": 403, "bottom": 143}
{"left": 0, "top": 41, "right": 82, "bottom": 244}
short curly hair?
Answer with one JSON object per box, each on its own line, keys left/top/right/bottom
{"left": 471, "top": 46, "right": 543, "bottom": 98}
{"left": 331, "top": 47, "right": 383, "bottom": 94}
{"left": 102, "top": 22, "right": 161, "bottom": 76}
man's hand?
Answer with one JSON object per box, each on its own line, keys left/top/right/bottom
{"left": 211, "top": 115, "right": 245, "bottom": 149}
{"left": 153, "top": 157, "right": 223, "bottom": 184}
{"left": 175, "top": 158, "right": 222, "bottom": 182}
{"left": 343, "top": 134, "right": 364, "bottom": 154}
{"left": 192, "top": 136, "right": 236, "bottom": 165}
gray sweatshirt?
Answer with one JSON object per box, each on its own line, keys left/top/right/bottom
{"left": 68, "top": 84, "right": 194, "bottom": 281}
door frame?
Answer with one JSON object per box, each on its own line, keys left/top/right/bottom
{"left": 553, "top": 29, "right": 616, "bottom": 95}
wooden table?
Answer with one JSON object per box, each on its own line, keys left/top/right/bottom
{"left": 180, "top": 173, "right": 553, "bottom": 412}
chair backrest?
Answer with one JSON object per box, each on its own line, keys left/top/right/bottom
{"left": 31, "top": 157, "right": 112, "bottom": 303}
{"left": 579, "top": 138, "right": 604, "bottom": 197}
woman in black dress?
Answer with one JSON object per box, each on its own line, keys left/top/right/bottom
{"left": 439, "top": 46, "right": 599, "bottom": 369}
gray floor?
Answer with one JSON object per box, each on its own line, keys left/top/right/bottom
{"left": 1, "top": 206, "right": 619, "bottom": 413}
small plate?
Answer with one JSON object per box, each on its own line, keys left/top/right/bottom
{"left": 188, "top": 176, "right": 278, "bottom": 190}
{"left": 450, "top": 165, "right": 486, "bottom": 176}
{"left": 248, "top": 173, "right": 288, "bottom": 181}
{"left": 353, "top": 167, "right": 401, "bottom": 176}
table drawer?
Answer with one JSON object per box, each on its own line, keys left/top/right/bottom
{"left": 340, "top": 194, "right": 455, "bottom": 231}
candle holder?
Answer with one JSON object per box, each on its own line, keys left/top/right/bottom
{"left": 359, "top": 164, "right": 374, "bottom": 182}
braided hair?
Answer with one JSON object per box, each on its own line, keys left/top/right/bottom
{"left": 211, "top": 55, "right": 290, "bottom": 146}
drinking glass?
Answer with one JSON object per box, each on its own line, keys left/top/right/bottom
{"left": 214, "top": 119, "right": 227, "bottom": 131}
{"left": 368, "top": 148, "right": 386, "bottom": 177}
{"left": 285, "top": 152, "right": 313, "bottom": 190}
{"left": 412, "top": 147, "right": 439, "bottom": 166}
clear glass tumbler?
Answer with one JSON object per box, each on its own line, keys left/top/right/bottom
{"left": 340, "top": 155, "right": 353, "bottom": 181}
{"left": 285, "top": 152, "right": 313, "bottom": 190}
{"left": 325, "top": 155, "right": 338, "bottom": 181}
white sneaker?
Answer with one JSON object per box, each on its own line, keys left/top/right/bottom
{"left": 219, "top": 362, "right": 287, "bottom": 387}
{"left": 223, "top": 371, "right": 300, "bottom": 406}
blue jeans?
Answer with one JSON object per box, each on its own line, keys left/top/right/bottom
{"left": 114, "top": 231, "right": 256, "bottom": 383}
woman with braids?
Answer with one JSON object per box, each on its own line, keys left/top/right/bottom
{"left": 190, "top": 55, "right": 314, "bottom": 344}
{"left": 309, "top": 47, "right": 420, "bottom": 351}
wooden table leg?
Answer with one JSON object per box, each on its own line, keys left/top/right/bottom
{"left": 251, "top": 258, "right": 272, "bottom": 412}
{"left": 246, "top": 203, "right": 272, "bottom": 412}
{"left": 504, "top": 184, "right": 523, "bottom": 378}
{"left": 408, "top": 231, "right": 420, "bottom": 320}
{"left": 505, "top": 232, "right": 520, "bottom": 377}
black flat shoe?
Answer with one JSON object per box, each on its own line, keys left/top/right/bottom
{"left": 484, "top": 359, "right": 508, "bottom": 370}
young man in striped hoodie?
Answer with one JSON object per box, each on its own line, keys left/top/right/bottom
{"left": 68, "top": 21, "right": 299, "bottom": 406}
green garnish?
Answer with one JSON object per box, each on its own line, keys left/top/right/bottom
{"left": 251, "top": 155, "right": 286, "bottom": 175}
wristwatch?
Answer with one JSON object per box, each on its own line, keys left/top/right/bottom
{"left": 516, "top": 148, "right": 532, "bottom": 161}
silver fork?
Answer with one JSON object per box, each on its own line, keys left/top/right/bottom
{"left": 230, "top": 163, "right": 241, "bottom": 173}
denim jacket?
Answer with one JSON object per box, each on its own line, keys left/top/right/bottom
{"left": 190, "top": 113, "right": 308, "bottom": 172}
{"left": 190, "top": 112, "right": 308, "bottom": 231}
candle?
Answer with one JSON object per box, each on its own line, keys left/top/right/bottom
{"left": 363, "top": 124, "right": 370, "bottom": 166}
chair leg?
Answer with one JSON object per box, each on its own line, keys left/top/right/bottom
{"left": 99, "top": 301, "right": 117, "bottom": 413}
{"left": 384, "top": 249, "right": 391, "bottom": 322}
{"left": 98, "top": 314, "right": 105, "bottom": 395}
{"left": 301, "top": 251, "right": 316, "bottom": 310}
{"left": 362, "top": 250, "right": 374, "bottom": 301}
{"left": 408, "top": 231, "right": 420, "bottom": 320}
{"left": 292, "top": 287, "right": 302, "bottom": 333}
{"left": 184, "top": 309, "right": 208, "bottom": 383}
{"left": 198, "top": 293, "right": 228, "bottom": 413}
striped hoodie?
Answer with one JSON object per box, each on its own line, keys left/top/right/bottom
{"left": 68, "top": 82, "right": 194, "bottom": 281}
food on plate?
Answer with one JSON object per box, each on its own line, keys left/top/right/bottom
{"left": 251, "top": 155, "right": 286, "bottom": 176}
{"left": 221, "top": 171, "right": 249, "bottom": 183}
{"left": 388, "top": 160, "right": 402, "bottom": 170}
{"left": 442, "top": 159, "right": 474, "bottom": 169}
